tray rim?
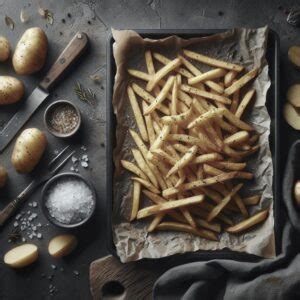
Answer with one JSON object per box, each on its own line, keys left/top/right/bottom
{"left": 106, "top": 28, "right": 281, "bottom": 262}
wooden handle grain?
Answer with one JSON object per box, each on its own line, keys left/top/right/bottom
{"left": 0, "top": 199, "right": 20, "bottom": 226}
{"left": 39, "top": 32, "right": 89, "bottom": 91}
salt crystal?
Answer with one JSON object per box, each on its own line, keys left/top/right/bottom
{"left": 73, "top": 270, "right": 79, "bottom": 276}
{"left": 22, "top": 237, "right": 26, "bottom": 242}
{"left": 37, "top": 223, "right": 42, "bottom": 227}
{"left": 37, "top": 233, "right": 42, "bottom": 239}
{"left": 70, "top": 167, "right": 74, "bottom": 171}
{"left": 32, "top": 226, "right": 37, "bottom": 231}
{"left": 81, "top": 161, "right": 88, "bottom": 168}
{"left": 13, "top": 221, "right": 18, "bottom": 227}
{"left": 81, "top": 145, "right": 86, "bottom": 151}
{"left": 28, "top": 203, "right": 32, "bottom": 207}
{"left": 51, "top": 264, "right": 56, "bottom": 270}
{"left": 71, "top": 156, "right": 78, "bottom": 163}
{"left": 75, "top": 168, "right": 79, "bottom": 173}
{"left": 32, "top": 202, "right": 37, "bottom": 208}
{"left": 45, "top": 178, "right": 94, "bottom": 224}
{"left": 15, "top": 214, "right": 22, "bottom": 220}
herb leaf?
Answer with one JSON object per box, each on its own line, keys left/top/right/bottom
{"left": 74, "top": 82, "right": 96, "bottom": 105}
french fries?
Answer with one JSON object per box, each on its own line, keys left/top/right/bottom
{"left": 120, "top": 47, "right": 267, "bottom": 242}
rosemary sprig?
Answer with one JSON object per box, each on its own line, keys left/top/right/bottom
{"left": 74, "top": 82, "right": 96, "bottom": 105}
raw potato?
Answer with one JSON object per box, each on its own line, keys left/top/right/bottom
{"left": 0, "top": 76, "right": 24, "bottom": 105}
{"left": 283, "top": 102, "right": 300, "bottom": 130}
{"left": 13, "top": 27, "right": 48, "bottom": 75}
{"left": 0, "top": 165, "right": 7, "bottom": 188}
{"left": 288, "top": 46, "right": 300, "bottom": 68}
{"left": 48, "top": 234, "right": 78, "bottom": 258}
{"left": 11, "top": 128, "right": 47, "bottom": 173}
{"left": 0, "top": 36, "right": 10, "bottom": 62}
{"left": 4, "top": 244, "right": 38, "bottom": 268}
{"left": 287, "top": 84, "right": 300, "bottom": 107}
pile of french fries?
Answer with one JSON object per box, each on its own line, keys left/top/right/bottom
{"left": 120, "top": 47, "right": 269, "bottom": 241}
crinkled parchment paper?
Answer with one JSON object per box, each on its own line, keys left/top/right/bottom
{"left": 111, "top": 27, "right": 274, "bottom": 263}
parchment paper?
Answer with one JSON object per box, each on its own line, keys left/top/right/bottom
{"left": 111, "top": 27, "right": 274, "bottom": 263}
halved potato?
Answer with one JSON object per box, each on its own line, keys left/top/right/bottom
{"left": 287, "top": 84, "right": 300, "bottom": 107}
{"left": 48, "top": 234, "right": 78, "bottom": 258}
{"left": 283, "top": 102, "right": 300, "bottom": 130}
{"left": 4, "top": 244, "right": 38, "bottom": 268}
{"left": 288, "top": 46, "right": 300, "bottom": 68}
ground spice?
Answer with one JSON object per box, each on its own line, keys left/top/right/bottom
{"left": 48, "top": 104, "right": 79, "bottom": 134}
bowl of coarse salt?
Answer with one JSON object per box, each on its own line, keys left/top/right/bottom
{"left": 41, "top": 173, "right": 96, "bottom": 228}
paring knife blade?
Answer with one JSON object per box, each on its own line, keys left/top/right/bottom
{"left": 0, "top": 88, "right": 49, "bottom": 152}
{"left": 0, "top": 32, "right": 89, "bottom": 153}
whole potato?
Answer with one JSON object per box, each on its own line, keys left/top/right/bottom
{"left": 13, "top": 27, "right": 48, "bottom": 75}
{"left": 12, "top": 128, "right": 47, "bottom": 173}
{"left": 0, "top": 165, "right": 7, "bottom": 188}
{"left": 0, "top": 76, "right": 24, "bottom": 105}
{"left": 0, "top": 36, "right": 10, "bottom": 62}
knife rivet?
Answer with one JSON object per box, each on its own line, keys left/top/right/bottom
{"left": 44, "top": 77, "right": 50, "bottom": 83}
{"left": 77, "top": 33, "right": 82, "bottom": 39}
{"left": 59, "top": 58, "right": 66, "bottom": 64}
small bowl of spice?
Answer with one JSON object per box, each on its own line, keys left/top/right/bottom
{"left": 44, "top": 100, "right": 81, "bottom": 138}
{"left": 41, "top": 173, "right": 96, "bottom": 228}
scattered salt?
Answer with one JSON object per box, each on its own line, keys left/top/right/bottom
{"left": 71, "top": 156, "right": 78, "bottom": 163}
{"left": 13, "top": 222, "right": 18, "bottom": 227}
{"left": 37, "top": 233, "right": 42, "bottom": 239}
{"left": 45, "top": 178, "right": 94, "bottom": 224}
{"left": 81, "top": 161, "right": 88, "bottom": 168}
{"left": 32, "top": 201, "right": 37, "bottom": 208}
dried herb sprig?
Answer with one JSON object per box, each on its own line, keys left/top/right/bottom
{"left": 74, "top": 82, "right": 96, "bottom": 105}
{"left": 8, "top": 228, "right": 21, "bottom": 243}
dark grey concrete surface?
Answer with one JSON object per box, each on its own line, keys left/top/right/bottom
{"left": 0, "top": 0, "right": 299, "bottom": 299}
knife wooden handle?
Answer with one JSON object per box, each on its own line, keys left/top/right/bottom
{"left": 39, "top": 32, "right": 89, "bottom": 91}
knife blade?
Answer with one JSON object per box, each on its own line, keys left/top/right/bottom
{"left": 0, "top": 32, "right": 89, "bottom": 153}
{"left": 0, "top": 88, "right": 49, "bottom": 152}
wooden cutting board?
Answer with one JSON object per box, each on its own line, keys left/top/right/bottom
{"left": 89, "top": 255, "right": 166, "bottom": 299}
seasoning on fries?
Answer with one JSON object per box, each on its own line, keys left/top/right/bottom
{"left": 120, "top": 46, "right": 268, "bottom": 241}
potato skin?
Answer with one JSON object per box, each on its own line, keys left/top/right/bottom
{"left": 11, "top": 128, "right": 47, "bottom": 173}
{"left": 0, "top": 36, "right": 10, "bottom": 62}
{"left": 0, "top": 165, "right": 7, "bottom": 188}
{"left": 0, "top": 76, "right": 24, "bottom": 105}
{"left": 13, "top": 27, "right": 48, "bottom": 75}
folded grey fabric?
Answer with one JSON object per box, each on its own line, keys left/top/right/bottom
{"left": 153, "top": 141, "right": 300, "bottom": 300}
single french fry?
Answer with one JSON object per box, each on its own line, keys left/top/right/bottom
{"left": 128, "top": 69, "right": 151, "bottom": 81}
{"left": 172, "top": 143, "right": 190, "bottom": 154}
{"left": 183, "top": 49, "right": 244, "bottom": 72}
{"left": 155, "top": 221, "right": 218, "bottom": 241}
{"left": 145, "top": 76, "right": 175, "bottom": 115}
{"left": 193, "top": 153, "right": 223, "bottom": 164}
{"left": 132, "top": 177, "right": 160, "bottom": 194}
{"left": 224, "top": 70, "right": 238, "bottom": 87}
{"left": 188, "top": 68, "right": 227, "bottom": 85}
{"left": 171, "top": 76, "right": 178, "bottom": 116}
{"left": 151, "top": 148, "right": 175, "bottom": 165}
{"left": 217, "top": 118, "right": 238, "bottom": 133}
{"left": 132, "top": 83, "right": 170, "bottom": 115}
{"left": 179, "top": 55, "right": 224, "bottom": 94}
{"left": 181, "top": 84, "right": 231, "bottom": 105}
{"left": 146, "top": 57, "right": 181, "bottom": 91}
{"left": 224, "top": 68, "right": 258, "bottom": 96}
{"left": 223, "top": 144, "right": 257, "bottom": 160}
{"left": 167, "top": 145, "right": 198, "bottom": 178}
{"left": 121, "top": 160, "right": 147, "bottom": 180}
{"left": 145, "top": 50, "right": 155, "bottom": 75}
{"left": 230, "top": 81, "right": 240, "bottom": 113}
{"left": 161, "top": 109, "right": 192, "bottom": 125}
{"left": 222, "top": 108, "right": 254, "bottom": 131}
{"left": 235, "top": 89, "right": 256, "bottom": 118}
{"left": 132, "top": 149, "right": 159, "bottom": 188}
{"left": 233, "top": 193, "right": 248, "bottom": 218}
{"left": 162, "top": 171, "right": 249, "bottom": 197}
{"left": 226, "top": 209, "right": 269, "bottom": 233}
{"left": 137, "top": 195, "right": 204, "bottom": 219}
{"left": 195, "top": 218, "right": 221, "bottom": 233}
{"left": 212, "top": 161, "right": 246, "bottom": 171}
{"left": 207, "top": 184, "right": 243, "bottom": 222}
{"left": 149, "top": 125, "right": 171, "bottom": 153}
{"left": 153, "top": 121, "right": 162, "bottom": 136}
{"left": 127, "top": 86, "right": 149, "bottom": 142}
{"left": 176, "top": 74, "right": 182, "bottom": 85}
{"left": 130, "top": 181, "right": 141, "bottom": 221}
{"left": 243, "top": 195, "right": 261, "bottom": 206}
{"left": 187, "top": 108, "right": 225, "bottom": 129}
{"left": 142, "top": 190, "right": 186, "bottom": 223}
{"left": 142, "top": 102, "right": 156, "bottom": 145}
{"left": 224, "top": 131, "right": 250, "bottom": 147}
{"left": 153, "top": 52, "right": 193, "bottom": 78}
{"left": 148, "top": 213, "right": 165, "bottom": 232}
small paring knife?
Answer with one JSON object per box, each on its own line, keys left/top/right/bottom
{"left": 0, "top": 32, "right": 89, "bottom": 153}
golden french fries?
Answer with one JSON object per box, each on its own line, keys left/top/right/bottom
{"left": 226, "top": 210, "right": 269, "bottom": 233}
{"left": 119, "top": 47, "right": 267, "bottom": 241}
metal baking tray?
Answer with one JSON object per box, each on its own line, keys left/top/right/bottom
{"left": 106, "top": 29, "right": 281, "bottom": 262}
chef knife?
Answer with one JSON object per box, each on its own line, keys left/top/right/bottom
{"left": 0, "top": 32, "right": 89, "bottom": 153}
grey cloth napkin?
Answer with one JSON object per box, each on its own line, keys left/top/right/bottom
{"left": 153, "top": 141, "right": 300, "bottom": 300}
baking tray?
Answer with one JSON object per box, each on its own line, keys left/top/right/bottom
{"left": 106, "top": 29, "right": 281, "bottom": 262}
